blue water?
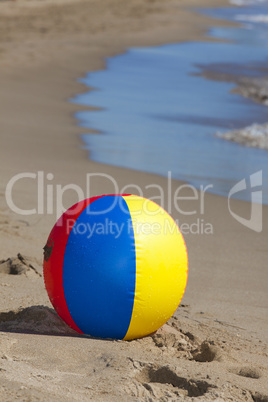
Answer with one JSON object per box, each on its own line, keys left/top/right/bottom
{"left": 200, "top": 3, "right": 268, "bottom": 47}
{"left": 72, "top": 1, "right": 268, "bottom": 203}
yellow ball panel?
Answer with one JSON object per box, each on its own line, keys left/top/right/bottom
{"left": 122, "top": 195, "right": 188, "bottom": 340}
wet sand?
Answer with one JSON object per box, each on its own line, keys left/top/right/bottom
{"left": 0, "top": 0, "right": 267, "bottom": 400}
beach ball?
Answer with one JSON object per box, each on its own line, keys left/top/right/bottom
{"left": 43, "top": 194, "right": 188, "bottom": 340}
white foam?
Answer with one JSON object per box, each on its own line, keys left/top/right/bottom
{"left": 235, "top": 13, "right": 268, "bottom": 22}
{"left": 217, "top": 123, "right": 268, "bottom": 150}
{"left": 230, "top": 0, "right": 267, "bottom": 5}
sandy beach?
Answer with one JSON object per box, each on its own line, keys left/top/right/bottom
{"left": 0, "top": 0, "right": 267, "bottom": 400}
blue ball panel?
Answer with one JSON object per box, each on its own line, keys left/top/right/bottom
{"left": 62, "top": 195, "right": 136, "bottom": 339}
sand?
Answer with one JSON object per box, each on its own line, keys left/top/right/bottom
{"left": 0, "top": 0, "right": 267, "bottom": 400}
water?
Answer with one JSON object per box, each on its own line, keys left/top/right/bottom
{"left": 72, "top": 1, "right": 268, "bottom": 203}
{"left": 201, "top": 2, "right": 268, "bottom": 46}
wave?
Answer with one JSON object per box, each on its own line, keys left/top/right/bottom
{"left": 217, "top": 123, "right": 268, "bottom": 150}
{"left": 235, "top": 13, "right": 268, "bottom": 23}
{"left": 230, "top": 0, "right": 268, "bottom": 5}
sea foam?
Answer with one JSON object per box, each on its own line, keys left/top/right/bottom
{"left": 235, "top": 13, "right": 268, "bottom": 23}
{"left": 230, "top": 0, "right": 267, "bottom": 5}
{"left": 217, "top": 123, "right": 268, "bottom": 150}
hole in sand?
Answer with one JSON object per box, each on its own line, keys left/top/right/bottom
{"left": 191, "top": 341, "right": 220, "bottom": 362}
{"left": 251, "top": 391, "right": 268, "bottom": 402}
{"left": 0, "top": 254, "right": 41, "bottom": 277}
{"left": 137, "top": 365, "right": 214, "bottom": 397}
{"left": 231, "top": 366, "right": 261, "bottom": 379}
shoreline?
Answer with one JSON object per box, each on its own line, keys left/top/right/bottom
{"left": 0, "top": 0, "right": 267, "bottom": 400}
{"left": 0, "top": 0, "right": 236, "bottom": 253}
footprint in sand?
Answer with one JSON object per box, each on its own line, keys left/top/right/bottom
{"left": 230, "top": 366, "right": 262, "bottom": 379}
{"left": 191, "top": 340, "right": 222, "bottom": 363}
{"left": 151, "top": 323, "right": 223, "bottom": 363}
{"left": 0, "top": 254, "right": 41, "bottom": 277}
{"left": 135, "top": 362, "right": 216, "bottom": 399}
{"left": 250, "top": 391, "right": 268, "bottom": 402}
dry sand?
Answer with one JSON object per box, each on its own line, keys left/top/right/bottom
{"left": 0, "top": 0, "right": 267, "bottom": 400}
